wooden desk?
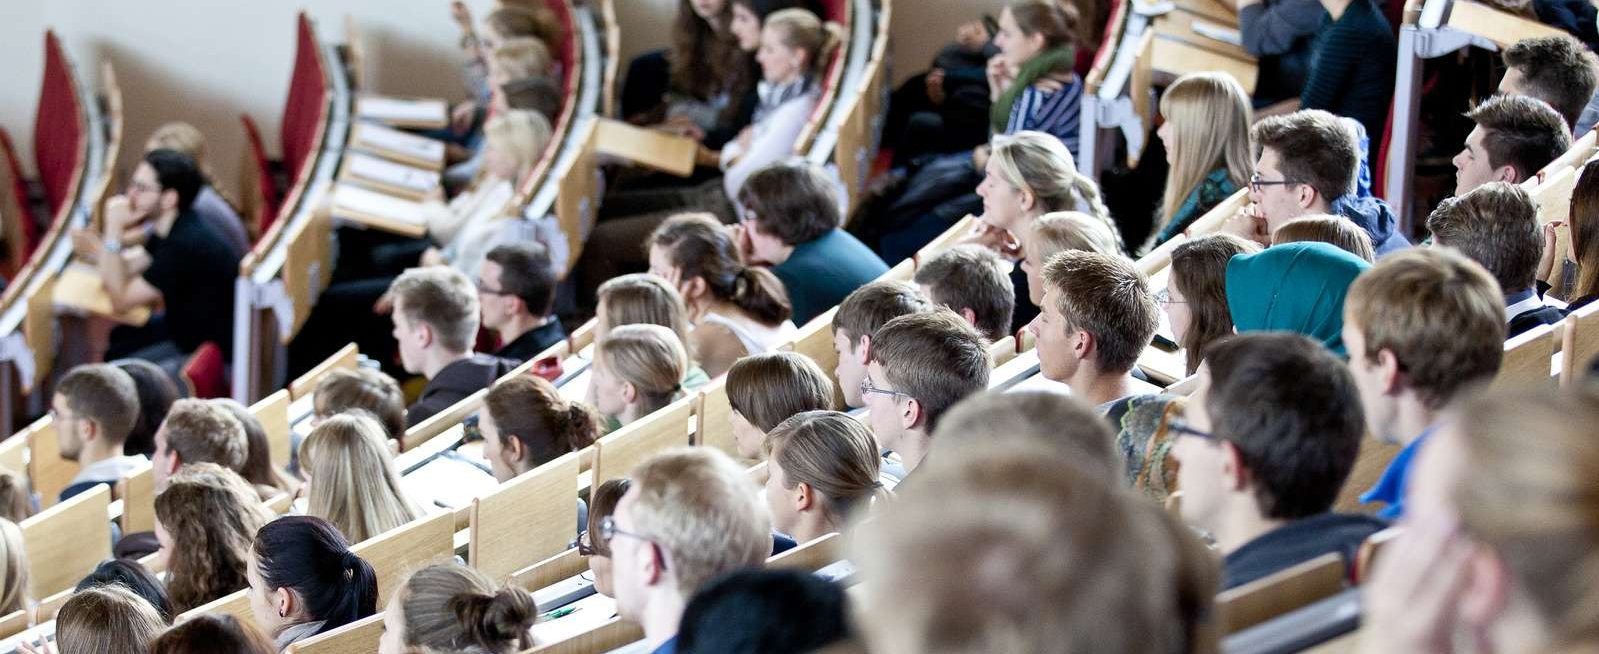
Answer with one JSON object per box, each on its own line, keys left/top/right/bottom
{"left": 51, "top": 263, "right": 151, "bottom": 326}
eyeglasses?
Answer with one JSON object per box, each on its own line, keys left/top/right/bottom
{"left": 1154, "top": 288, "right": 1186, "bottom": 307}
{"left": 599, "top": 516, "right": 670, "bottom": 571}
{"left": 127, "top": 180, "right": 161, "bottom": 195}
{"left": 475, "top": 278, "right": 512, "bottom": 296}
{"left": 1168, "top": 417, "right": 1218, "bottom": 442}
{"left": 48, "top": 408, "right": 77, "bottom": 424}
{"left": 1249, "top": 174, "right": 1301, "bottom": 193}
{"left": 860, "top": 377, "right": 913, "bottom": 402}
{"left": 576, "top": 529, "right": 604, "bottom": 557}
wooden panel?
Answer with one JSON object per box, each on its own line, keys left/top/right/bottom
{"left": 1333, "top": 436, "right": 1403, "bottom": 514}
{"left": 287, "top": 612, "right": 384, "bottom": 654}
{"left": 279, "top": 196, "right": 334, "bottom": 342}
{"left": 916, "top": 215, "right": 978, "bottom": 263}
{"left": 1149, "top": 34, "right": 1258, "bottom": 94}
{"left": 1216, "top": 551, "right": 1346, "bottom": 634}
{"left": 1136, "top": 188, "right": 1248, "bottom": 276}
{"left": 402, "top": 388, "right": 487, "bottom": 453}
{"left": 1152, "top": 8, "right": 1255, "bottom": 63}
{"left": 251, "top": 389, "right": 293, "bottom": 469}
{"left": 765, "top": 532, "right": 841, "bottom": 572}
{"left": 26, "top": 417, "right": 75, "bottom": 509}
{"left": 177, "top": 588, "right": 252, "bottom": 624}
{"left": 879, "top": 257, "right": 915, "bottom": 283}
{"left": 350, "top": 510, "right": 456, "bottom": 604}
{"left": 526, "top": 617, "right": 644, "bottom": 654}
{"left": 592, "top": 118, "right": 696, "bottom": 177}
{"left": 21, "top": 484, "right": 110, "bottom": 598}
{"left": 1128, "top": 29, "right": 1156, "bottom": 170}
{"left": 781, "top": 306, "right": 846, "bottom": 409}
{"left": 23, "top": 275, "right": 59, "bottom": 392}
{"left": 591, "top": 397, "right": 697, "bottom": 486}
{"left": 988, "top": 335, "right": 1018, "bottom": 368}
{"left": 693, "top": 376, "right": 742, "bottom": 461}
{"left": 1446, "top": 0, "right": 1565, "bottom": 47}
{"left": 116, "top": 462, "right": 156, "bottom": 535}
{"left": 1562, "top": 301, "right": 1599, "bottom": 385}
{"left": 555, "top": 120, "right": 601, "bottom": 278}
{"left": 50, "top": 264, "right": 150, "bottom": 325}
{"left": 0, "top": 432, "right": 25, "bottom": 479}
{"left": 1494, "top": 321, "right": 1558, "bottom": 392}
{"left": 290, "top": 343, "right": 360, "bottom": 400}
{"left": 510, "top": 547, "right": 586, "bottom": 593}
{"left": 470, "top": 451, "right": 581, "bottom": 583}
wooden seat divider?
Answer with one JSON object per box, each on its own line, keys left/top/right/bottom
{"left": 692, "top": 376, "right": 740, "bottom": 461}
{"left": 21, "top": 484, "right": 111, "bottom": 599}
{"left": 988, "top": 335, "right": 1019, "bottom": 369}
{"left": 1494, "top": 321, "right": 1559, "bottom": 392}
{"left": 591, "top": 396, "right": 698, "bottom": 487}
{"left": 1136, "top": 188, "right": 1248, "bottom": 277}
{"left": 349, "top": 509, "right": 457, "bottom": 604}
{"left": 25, "top": 417, "right": 75, "bottom": 510}
{"left": 1561, "top": 301, "right": 1599, "bottom": 385}
{"left": 510, "top": 547, "right": 587, "bottom": 593}
{"left": 289, "top": 343, "right": 360, "bottom": 400}
{"left": 177, "top": 587, "right": 252, "bottom": 625}
{"left": 524, "top": 617, "right": 643, "bottom": 654}
{"left": 0, "top": 431, "right": 25, "bottom": 479}
{"left": 469, "top": 451, "right": 582, "bottom": 583}
{"left": 250, "top": 388, "right": 293, "bottom": 469}
{"left": 780, "top": 307, "right": 846, "bottom": 409}
{"left": 1217, "top": 551, "right": 1347, "bottom": 634}
{"left": 765, "top": 532, "right": 841, "bottom": 572}
{"left": 402, "top": 387, "right": 488, "bottom": 453}
{"left": 114, "top": 461, "right": 156, "bottom": 535}
{"left": 286, "top": 612, "right": 385, "bottom": 654}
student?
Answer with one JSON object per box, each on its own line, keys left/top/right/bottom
{"left": 75, "top": 559, "right": 172, "bottom": 623}
{"left": 1230, "top": 110, "right": 1408, "bottom": 255}
{"left": 213, "top": 399, "right": 297, "bottom": 501}
{"left": 1500, "top": 34, "right": 1599, "bottom": 134}
{"left": 1165, "top": 235, "right": 1260, "bottom": 376}
{"left": 726, "top": 353, "right": 835, "bottom": 461}
{"left": 1172, "top": 333, "right": 1383, "bottom": 589}
{"left": 0, "top": 519, "right": 25, "bottom": 616}
{"left": 42, "top": 585, "right": 165, "bottom": 654}
{"left": 1031, "top": 251, "right": 1160, "bottom": 407}
{"left": 142, "top": 122, "right": 251, "bottom": 258}
{"left": 300, "top": 413, "right": 422, "bottom": 543}
{"left": 1427, "top": 182, "right": 1565, "bottom": 338}
{"left": 388, "top": 267, "right": 515, "bottom": 428}
{"left": 989, "top": 1, "right": 1087, "bottom": 151}
{"left": 621, "top": 0, "right": 751, "bottom": 145}
{"left": 862, "top": 310, "right": 990, "bottom": 476}
{"left": 114, "top": 358, "right": 181, "bottom": 458}
{"left": 481, "top": 375, "right": 600, "bottom": 481}
{"left": 649, "top": 213, "right": 796, "bottom": 377}
{"left": 883, "top": 17, "right": 1000, "bottom": 164}
{"left": 607, "top": 448, "right": 771, "bottom": 654}
{"left": 150, "top": 614, "right": 275, "bottom": 654}
{"left": 86, "top": 150, "right": 241, "bottom": 367}
{"left": 736, "top": 161, "right": 888, "bottom": 326}
{"left": 933, "top": 391, "right": 1121, "bottom": 482}
{"left": 595, "top": 274, "right": 712, "bottom": 391}
{"left": 247, "top": 515, "right": 379, "bottom": 650}
{"left": 852, "top": 441, "right": 1217, "bottom": 654}
{"left": 578, "top": 478, "right": 632, "bottom": 598}
{"left": 1148, "top": 72, "right": 1253, "bottom": 248}
{"left": 480, "top": 242, "right": 565, "bottom": 365}
{"left": 152, "top": 398, "right": 249, "bottom": 491}
{"left": 1361, "top": 390, "right": 1599, "bottom": 653}
{"left": 764, "top": 411, "right": 883, "bottom": 544}
{"left": 1548, "top": 157, "right": 1599, "bottom": 309}
{"left": 52, "top": 364, "right": 144, "bottom": 502}
{"left": 1226, "top": 241, "right": 1371, "bottom": 355}
{"left": 451, "top": 3, "right": 563, "bottom": 129}
{"left": 377, "top": 562, "right": 536, "bottom": 654}
{"left": 311, "top": 367, "right": 407, "bottom": 442}
{"left": 155, "top": 464, "right": 274, "bottom": 613}
{"left": 1019, "top": 211, "right": 1122, "bottom": 307}
{"left": 1451, "top": 95, "right": 1571, "bottom": 197}
{"left": 1343, "top": 248, "right": 1504, "bottom": 520}
{"left": 676, "top": 569, "right": 852, "bottom": 654}
{"left": 912, "top": 244, "right": 1017, "bottom": 342}
{"left": 1238, "top": 0, "right": 1325, "bottom": 105}
{"left": 1270, "top": 214, "right": 1376, "bottom": 262}
{"left": 488, "top": 38, "right": 563, "bottom": 123}
{"left": 1299, "top": 0, "right": 1395, "bottom": 139}
{"left": 423, "top": 110, "right": 554, "bottom": 276}
{"left": 729, "top": 0, "right": 828, "bottom": 57}
{"left": 830, "top": 280, "right": 932, "bottom": 409}
{"left": 589, "top": 324, "right": 691, "bottom": 430}
{"left": 0, "top": 469, "right": 32, "bottom": 524}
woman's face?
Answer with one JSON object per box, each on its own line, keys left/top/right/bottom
{"left": 763, "top": 456, "right": 802, "bottom": 537}
{"left": 589, "top": 547, "right": 616, "bottom": 597}
{"left": 756, "top": 25, "right": 804, "bottom": 84}
{"left": 730, "top": 2, "right": 763, "bottom": 51}
{"left": 690, "top": 0, "right": 728, "bottom": 22}
{"left": 1157, "top": 116, "right": 1176, "bottom": 166}
{"left": 377, "top": 592, "right": 405, "bottom": 654}
{"left": 589, "top": 356, "right": 629, "bottom": 420}
{"left": 977, "top": 157, "right": 1029, "bottom": 233}
{"left": 154, "top": 517, "right": 173, "bottom": 571}
{"left": 479, "top": 410, "right": 516, "bottom": 483}
{"left": 245, "top": 548, "right": 282, "bottom": 636}
{"left": 731, "top": 411, "right": 767, "bottom": 460}
{"left": 1020, "top": 238, "right": 1048, "bottom": 307}
{"left": 994, "top": 7, "right": 1046, "bottom": 69}
{"left": 1164, "top": 276, "right": 1194, "bottom": 344}
{"left": 484, "top": 143, "right": 519, "bottom": 182}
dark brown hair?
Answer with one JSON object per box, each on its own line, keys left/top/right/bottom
{"left": 486, "top": 241, "right": 558, "bottom": 317}
{"left": 314, "top": 368, "right": 406, "bottom": 440}
{"left": 831, "top": 280, "right": 931, "bottom": 344}
{"left": 584, "top": 478, "right": 632, "bottom": 558}
{"left": 869, "top": 309, "right": 991, "bottom": 432}
{"left": 669, "top": 0, "right": 751, "bottom": 108}
{"left": 484, "top": 375, "right": 600, "bottom": 471}
{"left": 1169, "top": 235, "right": 1259, "bottom": 375}
{"left": 485, "top": 5, "right": 563, "bottom": 53}
{"left": 726, "top": 352, "right": 836, "bottom": 431}
{"left": 1041, "top": 251, "right": 1159, "bottom": 374}
{"left": 1007, "top": 0, "right": 1083, "bottom": 51}
{"left": 1426, "top": 181, "right": 1544, "bottom": 294}
{"left": 149, "top": 613, "right": 275, "bottom": 654}
{"left": 1570, "top": 159, "right": 1599, "bottom": 299}
{"left": 737, "top": 161, "right": 841, "bottom": 246}
{"left": 650, "top": 212, "right": 792, "bottom": 326}
{"left": 114, "top": 358, "right": 180, "bottom": 458}
{"left": 1465, "top": 95, "right": 1572, "bottom": 183}
{"left": 1251, "top": 110, "right": 1358, "bottom": 203}
{"left": 1503, "top": 35, "right": 1599, "bottom": 129}
{"left": 913, "top": 244, "right": 1016, "bottom": 342}
{"left": 56, "top": 585, "right": 166, "bottom": 654}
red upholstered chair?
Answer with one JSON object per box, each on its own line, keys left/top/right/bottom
{"left": 239, "top": 114, "right": 281, "bottom": 241}
{"left": 0, "top": 129, "right": 39, "bottom": 276}
{"left": 180, "top": 342, "right": 228, "bottom": 399}
{"left": 280, "top": 12, "right": 329, "bottom": 191}
{"left": 820, "top": 0, "right": 848, "bottom": 24}
{"left": 34, "top": 30, "right": 84, "bottom": 218}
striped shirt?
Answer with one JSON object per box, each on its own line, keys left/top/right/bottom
{"left": 1004, "top": 75, "right": 1084, "bottom": 156}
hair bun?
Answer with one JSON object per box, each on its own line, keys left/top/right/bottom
{"left": 454, "top": 589, "right": 537, "bottom": 648}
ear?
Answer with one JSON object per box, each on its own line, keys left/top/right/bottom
{"left": 900, "top": 397, "right": 924, "bottom": 431}
{"left": 415, "top": 321, "right": 435, "bottom": 349}
{"left": 682, "top": 276, "right": 709, "bottom": 302}
{"left": 502, "top": 436, "right": 526, "bottom": 467}
{"left": 1073, "top": 328, "right": 1095, "bottom": 362}
{"left": 1296, "top": 184, "right": 1319, "bottom": 210}
{"left": 793, "top": 481, "right": 815, "bottom": 513}
{"left": 855, "top": 335, "right": 872, "bottom": 364}
{"left": 163, "top": 451, "right": 183, "bottom": 477}
{"left": 1458, "top": 545, "right": 1510, "bottom": 631}
{"left": 620, "top": 381, "right": 639, "bottom": 405}
{"left": 273, "top": 586, "right": 296, "bottom": 618}
{"left": 159, "top": 189, "right": 180, "bottom": 213}
{"left": 1376, "top": 348, "right": 1404, "bottom": 396}
{"left": 1220, "top": 441, "right": 1251, "bottom": 492}
{"left": 959, "top": 307, "right": 979, "bottom": 328}
{"left": 637, "top": 536, "right": 665, "bottom": 586}
{"left": 1495, "top": 165, "right": 1521, "bottom": 184}
{"left": 80, "top": 419, "right": 100, "bottom": 444}
{"left": 1018, "top": 188, "right": 1037, "bottom": 213}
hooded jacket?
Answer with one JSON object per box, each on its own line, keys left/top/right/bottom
{"left": 1331, "top": 194, "right": 1411, "bottom": 257}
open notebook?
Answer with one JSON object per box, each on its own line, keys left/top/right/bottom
{"left": 339, "top": 152, "right": 439, "bottom": 200}
{"left": 330, "top": 183, "right": 428, "bottom": 238}
{"left": 349, "top": 122, "right": 446, "bottom": 170}
{"left": 355, "top": 95, "right": 448, "bottom": 129}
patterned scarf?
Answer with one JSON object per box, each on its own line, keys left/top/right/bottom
{"left": 990, "top": 48, "right": 1078, "bottom": 133}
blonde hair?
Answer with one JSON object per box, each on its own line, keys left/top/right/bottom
{"left": 989, "top": 132, "right": 1121, "bottom": 250}
{"left": 1272, "top": 215, "right": 1376, "bottom": 263}
{"left": 763, "top": 8, "right": 845, "bottom": 80}
{"left": 1155, "top": 73, "right": 1252, "bottom": 240}
{"left": 0, "top": 468, "right": 33, "bottom": 524}
{"left": 0, "top": 519, "right": 25, "bottom": 615}
{"left": 300, "top": 413, "right": 422, "bottom": 543}
{"left": 596, "top": 273, "right": 694, "bottom": 354}
{"left": 56, "top": 584, "right": 165, "bottom": 654}
{"left": 1028, "top": 211, "right": 1122, "bottom": 260}
{"left": 766, "top": 411, "right": 883, "bottom": 529}
{"left": 490, "top": 36, "right": 552, "bottom": 80}
{"left": 483, "top": 109, "right": 553, "bottom": 184}
{"left": 595, "top": 324, "right": 690, "bottom": 418}
{"left": 154, "top": 464, "right": 272, "bottom": 613}
{"left": 628, "top": 448, "right": 772, "bottom": 598}
{"left": 145, "top": 122, "right": 207, "bottom": 168}
{"left": 394, "top": 563, "right": 536, "bottom": 654}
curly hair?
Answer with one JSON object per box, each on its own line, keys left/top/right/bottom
{"left": 155, "top": 463, "right": 272, "bottom": 613}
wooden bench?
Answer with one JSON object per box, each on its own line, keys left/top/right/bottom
{"left": 1494, "top": 321, "right": 1559, "bottom": 391}
{"left": 349, "top": 509, "right": 456, "bottom": 603}
{"left": 469, "top": 451, "right": 582, "bottom": 583}
{"left": 21, "top": 484, "right": 110, "bottom": 599}
{"left": 1217, "top": 551, "right": 1347, "bottom": 634}
{"left": 285, "top": 612, "right": 384, "bottom": 654}
{"left": 591, "top": 396, "right": 697, "bottom": 486}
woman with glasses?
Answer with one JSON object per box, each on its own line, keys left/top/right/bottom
{"left": 578, "top": 479, "right": 633, "bottom": 598}
{"left": 1165, "top": 235, "right": 1259, "bottom": 376}
{"left": 1147, "top": 72, "right": 1253, "bottom": 250}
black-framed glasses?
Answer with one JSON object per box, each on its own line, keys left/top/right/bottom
{"left": 1154, "top": 288, "right": 1186, "bottom": 307}
{"left": 860, "top": 377, "right": 913, "bottom": 402}
{"left": 577, "top": 529, "right": 603, "bottom": 557}
{"left": 475, "top": 278, "right": 512, "bottom": 296}
{"left": 1168, "top": 417, "right": 1218, "bottom": 442}
{"left": 1249, "top": 174, "right": 1301, "bottom": 193}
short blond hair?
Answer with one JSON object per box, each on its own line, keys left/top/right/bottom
{"left": 162, "top": 398, "right": 247, "bottom": 472}
{"left": 1028, "top": 211, "right": 1122, "bottom": 260}
{"left": 483, "top": 109, "right": 553, "bottom": 183}
{"left": 596, "top": 324, "right": 689, "bottom": 417}
{"left": 390, "top": 267, "right": 480, "bottom": 353}
{"left": 300, "top": 412, "right": 422, "bottom": 543}
{"left": 627, "top": 448, "right": 771, "bottom": 599}
{"left": 145, "top": 122, "right": 207, "bottom": 167}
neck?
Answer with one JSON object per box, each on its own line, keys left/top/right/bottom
{"left": 1214, "top": 499, "right": 1287, "bottom": 555}
{"left": 1390, "top": 395, "right": 1441, "bottom": 448}
{"left": 1321, "top": 0, "right": 1354, "bottom": 19}
{"left": 617, "top": 402, "right": 645, "bottom": 427}
{"left": 497, "top": 312, "right": 550, "bottom": 345}
{"left": 420, "top": 348, "right": 473, "bottom": 380}
{"left": 787, "top": 511, "right": 836, "bottom": 546}
{"left": 1068, "top": 367, "right": 1138, "bottom": 407}
{"left": 640, "top": 592, "right": 686, "bottom": 649}
{"left": 892, "top": 429, "right": 933, "bottom": 475}
{"left": 77, "top": 438, "right": 121, "bottom": 469}
{"left": 765, "top": 242, "right": 798, "bottom": 267}
{"left": 769, "top": 72, "right": 803, "bottom": 88}
{"left": 153, "top": 208, "right": 181, "bottom": 237}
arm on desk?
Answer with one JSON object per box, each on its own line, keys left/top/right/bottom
{"left": 1238, "top": 0, "right": 1325, "bottom": 57}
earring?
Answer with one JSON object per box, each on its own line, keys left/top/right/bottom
{"left": 278, "top": 607, "right": 286, "bottom": 618}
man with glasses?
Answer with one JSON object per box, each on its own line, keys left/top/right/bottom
{"left": 478, "top": 242, "right": 564, "bottom": 364}
{"left": 1171, "top": 332, "right": 1382, "bottom": 589}
{"left": 53, "top": 364, "right": 145, "bottom": 502}
{"left": 861, "top": 309, "right": 989, "bottom": 477}
{"left": 606, "top": 448, "right": 771, "bottom": 654}
{"left": 1227, "top": 110, "right": 1409, "bottom": 256}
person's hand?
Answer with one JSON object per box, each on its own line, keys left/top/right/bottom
{"left": 17, "top": 634, "right": 57, "bottom": 654}
{"left": 926, "top": 68, "right": 947, "bottom": 106}
{"left": 986, "top": 54, "right": 1012, "bottom": 101}
{"left": 420, "top": 246, "right": 446, "bottom": 268}
{"left": 1032, "top": 76, "right": 1066, "bottom": 95}
{"left": 373, "top": 291, "right": 395, "bottom": 315}
{"left": 696, "top": 144, "right": 722, "bottom": 168}
{"left": 1537, "top": 220, "right": 1565, "bottom": 285}
{"left": 955, "top": 20, "right": 988, "bottom": 50}
{"left": 450, "top": 101, "right": 479, "bottom": 136}
{"left": 70, "top": 228, "right": 103, "bottom": 263}
{"left": 1221, "top": 204, "right": 1271, "bottom": 247}
{"left": 967, "top": 224, "right": 1022, "bottom": 260}
{"left": 659, "top": 115, "right": 706, "bottom": 141}
{"left": 450, "top": 0, "right": 474, "bottom": 30}
{"left": 1358, "top": 517, "right": 1479, "bottom": 654}
{"left": 103, "top": 195, "right": 132, "bottom": 239}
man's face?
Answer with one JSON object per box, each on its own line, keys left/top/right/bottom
{"left": 1030, "top": 287, "right": 1080, "bottom": 382}
{"left": 477, "top": 260, "right": 511, "bottom": 333}
{"left": 1342, "top": 318, "right": 1397, "bottom": 443}
{"left": 1171, "top": 368, "right": 1227, "bottom": 532}
{"left": 152, "top": 423, "right": 174, "bottom": 490}
{"left": 1251, "top": 148, "right": 1312, "bottom": 228}
{"left": 608, "top": 489, "right": 652, "bottom": 623}
{"left": 861, "top": 361, "right": 909, "bottom": 451}
{"left": 833, "top": 330, "right": 867, "bottom": 408}
{"left": 391, "top": 305, "right": 425, "bottom": 375}
{"left": 51, "top": 394, "right": 84, "bottom": 461}
{"left": 1497, "top": 66, "right": 1527, "bottom": 97}
{"left": 126, "top": 163, "right": 165, "bottom": 221}
{"left": 1452, "top": 126, "right": 1504, "bottom": 196}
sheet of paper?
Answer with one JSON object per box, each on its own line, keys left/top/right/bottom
{"left": 343, "top": 152, "right": 438, "bottom": 196}
{"left": 330, "top": 183, "right": 427, "bottom": 237}
{"left": 352, "top": 123, "right": 446, "bottom": 164}
{"left": 1191, "top": 20, "right": 1243, "bottom": 46}
{"left": 356, "top": 95, "right": 448, "bottom": 127}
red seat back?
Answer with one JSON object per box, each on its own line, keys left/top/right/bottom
{"left": 181, "top": 342, "right": 228, "bottom": 399}
{"left": 0, "top": 129, "right": 39, "bottom": 270}
{"left": 34, "top": 30, "right": 85, "bottom": 218}
{"left": 820, "top": 0, "right": 848, "bottom": 23}
{"left": 240, "top": 114, "right": 281, "bottom": 239}
{"left": 277, "top": 11, "right": 330, "bottom": 233}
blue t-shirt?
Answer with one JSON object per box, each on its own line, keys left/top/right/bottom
{"left": 651, "top": 636, "right": 678, "bottom": 654}
{"left": 1360, "top": 425, "right": 1437, "bottom": 521}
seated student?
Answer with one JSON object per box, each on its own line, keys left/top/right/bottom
{"left": 311, "top": 367, "right": 407, "bottom": 441}
{"left": 578, "top": 478, "right": 631, "bottom": 598}
{"left": 1227, "top": 110, "right": 1408, "bottom": 255}
{"left": 1019, "top": 211, "right": 1122, "bottom": 307}
{"left": 142, "top": 122, "right": 250, "bottom": 258}
{"left": 831, "top": 281, "right": 932, "bottom": 410}
{"left": 1148, "top": 72, "right": 1253, "bottom": 249}
{"left": 1451, "top": 95, "right": 1571, "bottom": 197}
{"left": 852, "top": 439, "right": 1218, "bottom": 654}
{"left": 595, "top": 273, "right": 712, "bottom": 390}
{"left": 1238, "top": 0, "right": 1325, "bottom": 106}
{"left": 1173, "top": 332, "right": 1383, "bottom": 589}
{"left": 764, "top": 411, "right": 884, "bottom": 544}
{"left": 481, "top": 375, "right": 600, "bottom": 481}
{"left": 247, "top": 515, "right": 379, "bottom": 650}
{"left": 934, "top": 391, "right": 1121, "bottom": 481}
{"left": 1166, "top": 235, "right": 1260, "bottom": 376}
{"left": 0, "top": 519, "right": 25, "bottom": 616}
{"left": 75, "top": 559, "right": 172, "bottom": 623}
{"left": 1226, "top": 241, "right": 1371, "bottom": 355}
{"left": 300, "top": 413, "right": 422, "bottom": 543}
{"left": 1500, "top": 35, "right": 1599, "bottom": 135}
{"left": 727, "top": 352, "right": 836, "bottom": 461}
{"left": 883, "top": 17, "right": 999, "bottom": 165}
{"left": 1270, "top": 214, "right": 1376, "bottom": 262}
{"left": 912, "top": 244, "right": 1017, "bottom": 342}
{"left": 1550, "top": 157, "right": 1599, "bottom": 309}
{"left": 377, "top": 562, "right": 536, "bottom": 654}
{"left": 0, "top": 469, "right": 32, "bottom": 523}
{"left": 213, "top": 399, "right": 297, "bottom": 500}
{"left": 84, "top": 150, "right": 241, "bottom": 370}
{"left": 484, "top": 37, "right": 558, "bottom": 121}
{"left": 735, "top": 161, "right": 889, "bottom": 326}
{"left": 607, "top": 448, "right": 772, "bottom": 653}
{"left": 988, "top": 1, "right": 1087, "bottom": 150}
{"left": 618, "top": 0, "right": 750, "bottom": 147}
{"left": 1344, "top": 248, "right": 1504, "bottom": 521}
{"left": 1362, "top": 389, "right": 1599, "bottom": 653}
{"left": 41, "top": 585, "right": 165, "bottom": 654}
{"left": 649, "top": 213, "right": 797, "bottom": 378}
{"left": 1427, "top": 182, "right": 1565, "bottom": 337}
{"left": 388, "top": 267, "right": 516, "bottom": 428}
{"left": 676, "top": 569, "right": 852, "bottom": 654}
{"left": 153, "top": 398, "right": 249, "bottom": 491}
{"left": 150, "top": 613, "right": 275, "bottom": 654}
{"left": 863, "top": 310, "right": 990, "bottom": 477}
{"left": 53, "top": 364, "right": 145, "bottom": 502}
{"left": 589, "top": 324, "right": 691, "bottom": 431}
{"left": 479, "top": 242, "right": 565, "bottom": 365}
{"left": 114, "top": 358, "right": 181, "bottom": 458}
{"left": 1031, "top": 251, "right": 1160, "bottom": 407}
{"left": 1298, "top": 0, "right": 1395, "bottom": 139}
{"left": 155, "top": 464, "right": 273, "bottom": 614}
{"left": 423, "top": 110, "right": 554, "bottom": 275}
{"left": 449, "top": 3, "right": 562, "bottom": 138}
